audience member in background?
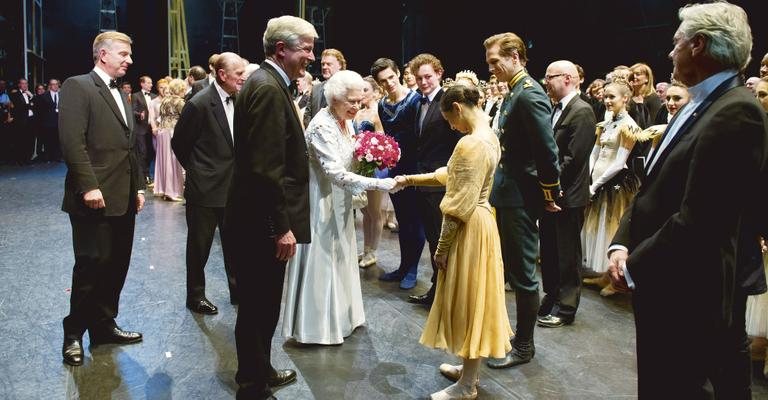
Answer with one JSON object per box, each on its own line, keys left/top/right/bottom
{"left": 628, "top": 62, "right": 663, "bottom": 129}
{"left": 149, "top": 78, "right": 169, "bottom": 158}
{"left": 653, "top": 82, "right": 690, "bottom": 124}
{"left": 655, "top": 81, "right": 669, "bottom": 99}
{"left": 746, "top": 76, "right": 761, "bottom": 95}
{"left": 304, "top": 48, "right": 346, "bottom": 127}
{"left": 185, "top": 65, "right": 207, "bottom": 100}
{"left": 8, "top": 78, "right": 35, "bottom": 164}
{"left": 402, "top": 62, "right": 418, "bottom": 90}
{"left": 154, "top": 78, "right": 185, "bottom": 201}
{"left": 189, "top": 54, "right": 219, "bottom": 99}
{"left": 33, "top": 78, "right": 61, "bottom": 161}
{"left": 132, "top": 76, "right": 156, "bottom": 185}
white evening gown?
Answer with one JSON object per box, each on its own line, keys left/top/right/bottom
{"left": 282, "top": 108, "right": 389, "bottom": 344}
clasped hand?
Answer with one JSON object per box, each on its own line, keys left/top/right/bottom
{"left": 607, "top": 249, "right": 631, "bottom": 291}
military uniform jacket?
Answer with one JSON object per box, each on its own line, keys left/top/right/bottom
{"left": 490, "top": 70, "right": 561, "bottom": 208}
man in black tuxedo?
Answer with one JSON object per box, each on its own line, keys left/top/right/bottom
{"left": 188, "top": 54, "right": 219, "bottom": 100}
{"left": 8, "top": 78, "right": 35, "bottom": 164}
{"left": 537, "top": 61, "right": 596, "bottom": 328}
{"left": 33, "top": 78, "right": 61, "bottom": 161}
{"left": 172, "top": 52, "right": 244, "bottom": 315}
{"left": 608, "top": 3, "right": 768, "bottom": 397}
{"left": 131, "top": 76, "right": 156, "bottom": 184}
{"left": 407, "top": 53, "right": 462, "bottom": 302}
{"left": 58, "top": 31, "right": 145, "bottom": 367}
{"left": 227, "top": 16, "right": 317, "bottom": 400}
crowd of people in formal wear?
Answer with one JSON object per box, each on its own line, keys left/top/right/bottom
{"left": 3, "top": 1, "right": 768, "bottom": 399}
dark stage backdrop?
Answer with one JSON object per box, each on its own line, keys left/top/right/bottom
{"left": 38, "top": 0, "right": 766, "bottom": 91}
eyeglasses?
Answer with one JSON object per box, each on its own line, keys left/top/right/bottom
{"left": 544, "top": 73, "right": 569, "bottom": 81}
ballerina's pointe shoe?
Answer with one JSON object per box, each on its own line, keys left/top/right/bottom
{"left": 583, "top": 274, "right": 609, "bottom": 287}
{"left": 359, "top": 252, "right": 377, "bottom": 268}
{"left": 430, "top": 382, "right": 478, "bottom": 400}
{"left": 438, "top": 363, "right": 463, "bottom": 382}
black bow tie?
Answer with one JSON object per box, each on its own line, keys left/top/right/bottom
{"left": 108, "top": 79, "right": 119, "bottom": 89}
{"left": 420, "top": 95, "right": 429, "bottom": 105}
{"left": 144, "top": 92, "right": 150, "bottom": 96}
{"left": 226, "top": 95, "right": 235, "bottom": 104}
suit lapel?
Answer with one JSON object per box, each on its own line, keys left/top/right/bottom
{"left": 553, "top": 99, "right": 573, "bottom": 132}
{"left": 209, "top": 87, "right": 234, "bottom": 149}
{"left": 419, "top": 88, "right": 443, "bottom": 137}
{"left": 644, "top": 75, "right": 741, "bottom": 181}
{"left": 260, "top": 62, "right": 302, "bottom": 128}
{"left": 90, "top": 71, "right": 129, "bottom": 129}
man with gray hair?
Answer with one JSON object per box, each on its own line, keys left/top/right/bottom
{"left": 227, "top": 15, "right": 318, "bottom": 400}
{"left": 607, "top": 2, "right": 768, "bottom": 397}
{"left": 58, "top": 31, "right": 145, "bottom": 367}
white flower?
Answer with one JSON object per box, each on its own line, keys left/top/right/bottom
{"left": 378, "top": 145, "right": 384, "bottom": 150}
{"left": 370, "top": 137, "right": 379, "bottom": 145}
{"left": 365, "top": 153, "right": 374, "bottom": 162}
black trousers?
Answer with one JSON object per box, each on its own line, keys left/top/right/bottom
{"left": 634, "top": 290, "right": 751, "bottom": 399}
{"left": 11, "top": 119, "right": 34, "bottom": 163}
{"left": 185, "top": 204, "right": 236, "bottom": 301}
{"left": 63, "top": 213, "right": 135, "bottom": 339}
{"left": 539, "top": 206, "right": 585, "bottom": 319}
{"left": 495, "top": 206, "right": 540, "bottom": 293}
{"left": 134, "top": 132, "right": 149, "bottom": 180}
{"left": 40, "top": 125, "right": 60, "bottom": 161}
{"left": 233, "top": 233, "right": 286, "bottom": 398}
{"left": 389, "top": 187, "right": 425, "bottom": 278}
{"left": 416, "top": 190, "right": 444, "bottom": 287}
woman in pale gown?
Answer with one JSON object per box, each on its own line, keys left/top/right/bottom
{"left": 581, "top": 78, "right": 644, "bottom": 296}
{"left": 149, "top": 78, "right": 167, "bottom": 193}
{"left": 153, "top": 78, "right": 185, "bottom": 201}
{"left": 281, "top": 71, "right": 396, "bottom": 345}
{"left": 354, "top": 75, "right": 385, "bottom": 268}
{"left": 395, "top": 84, "right": 512, "bottom": 400}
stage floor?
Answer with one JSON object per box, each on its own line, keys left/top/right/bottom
{"left": 1, "top": 163, "right": 766, "bottom": 399}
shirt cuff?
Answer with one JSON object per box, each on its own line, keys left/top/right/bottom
{"left": 137, "top": 190, "right": 145, "bottom": 195}
{"left": 608, "top": 244, "right": 635, "bottom": 289}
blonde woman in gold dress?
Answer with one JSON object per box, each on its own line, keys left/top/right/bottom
{"left": 395, "top": 84, "right": 512, "bottom": 400}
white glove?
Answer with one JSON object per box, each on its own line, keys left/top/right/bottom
{"left": 377, "top": 178, "right": 397, "bottom": 191}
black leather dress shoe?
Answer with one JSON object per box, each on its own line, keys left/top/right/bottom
{"left": 537, "top": 314, "right": 573, "bottom": 328}
{"left": 486, "top": 341, "right": 535, "bottom": 369}
{"left": 90, "top": 326, "right": 143, "bottom": 345}
{"left": 408, "top": 293, "right": 434, "bottom": 305}
{"left": 63, "top": 338, "right": 84, "bottom": 366}
{"left": 187, "top": 298, "right": 219, "bottom": 315}
{"left": 267, "top": 369, "right": 297, "bottom": 387}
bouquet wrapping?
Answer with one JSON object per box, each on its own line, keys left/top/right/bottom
{"left": 354, "top": 130, "right": 401, "bottom": 177}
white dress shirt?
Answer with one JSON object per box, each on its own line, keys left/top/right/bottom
{"left": 93, "top": 66, "right": 127, "bottom": 125}
{"left": 552, "top": 90, "right": 578, "bottom": 128}
{"left": 213, "top": 81, "right": 235, "bottom": 143}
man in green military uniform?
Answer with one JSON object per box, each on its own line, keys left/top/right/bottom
{"left": 484, "top": 32, "right": 562, "bottom": 369}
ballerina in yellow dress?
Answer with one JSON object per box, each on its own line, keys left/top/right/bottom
{"left": 395, "top": 84, "right": 512, "bottom": 400}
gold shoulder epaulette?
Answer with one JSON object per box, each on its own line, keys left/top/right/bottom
{"left": 595, "top": 121, "right": 607, "bottom": 137}
{"left": 618, "top": 123, "right": 646, "bottom": 142}
{"left": 636, "top": 124, "right": 667, "bottom": 144}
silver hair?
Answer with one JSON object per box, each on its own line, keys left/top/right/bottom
{"left": 677, "top": 2, "right": 752, "bottom": 71}
{"left": 323, "top": 70, "right": 364, "bottom": 105}
{"left": 262, "top": 16, "right": 318, "bottom": 57}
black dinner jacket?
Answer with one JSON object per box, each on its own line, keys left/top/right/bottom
{"left": 414, "top": 88, "right": 462, "bottom": 192}
{"left": 187, "top": 77, "right": 211, "bottom": 101}
{"left": 33, "top": 90, "right": 59, "bottom": 128}
{"left": 552, "top": 94, "right": 597, "bottom": 208}
{"left": 172, "top": 84, "right": 234, "bottom": 208}
{"left": 303, "top": 80, "right": 326, "bottom": 128}
{"left": 228, "top": 61, "right": 310, "bottom": 243}
{"left": 131, "top": 90, "right": 156, "bottom": 136}
{"left": 59, "top": 70, "right": 143, "bottom": 217}
{"left": 9, "top": 90, "right": 33, "bottom": 124}
{"left": 612, "top": 77, "right": 768, "bottom": 325}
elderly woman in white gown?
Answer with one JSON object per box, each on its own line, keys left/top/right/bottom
{"left": 282, "top": 70, "right": 396, "bottom": 344}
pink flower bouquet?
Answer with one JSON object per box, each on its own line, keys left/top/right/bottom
{"left": 353, "top": 130, "right": 401, "bottom": 177}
